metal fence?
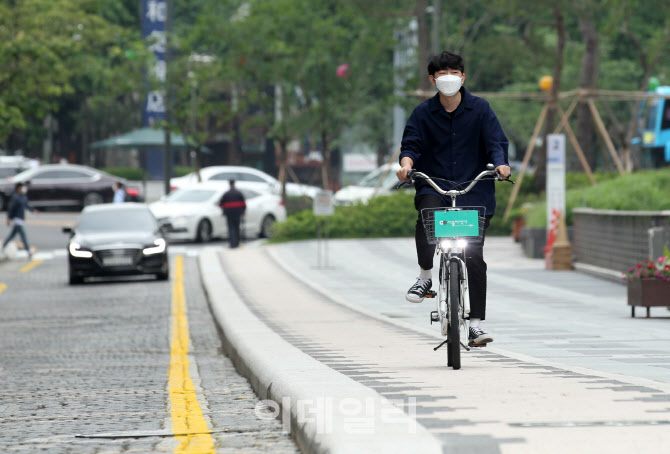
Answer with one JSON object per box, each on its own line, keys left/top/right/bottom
{"left": 573, "top": 208, "right": 670, "bottom": 274}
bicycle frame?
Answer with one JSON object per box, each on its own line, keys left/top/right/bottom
{"left": 409, "top": 164, "right": 504, "bottom": 369}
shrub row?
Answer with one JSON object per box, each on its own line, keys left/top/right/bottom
{"left": 102, "top": 166, "right": 194, "bottom": 181}
{"left": 524, "top": 167, "right": 670, "bottom": 227}
{"left": 271, "top": 180, "right": 527, "bottom": 242}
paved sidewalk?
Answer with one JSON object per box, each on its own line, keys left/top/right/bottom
{"left": 201, "top": 237, "right": 670, "bottom": 454}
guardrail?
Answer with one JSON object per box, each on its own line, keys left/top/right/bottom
{"left": 572, "top": 208, "right": 670, "bottom": 279}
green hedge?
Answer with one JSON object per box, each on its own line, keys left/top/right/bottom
{"left": 174, "top": 166, "right": 193, "bottom": 177}
{"left": 102, "top": 167, "right": 146, "bottom": 181}
{"left": 270, "top": 168, "right": 665, "bottom": 242}
{"left": 525, "top": 168, "right": 670, "bottom": 227}
{"left": 103, "top": 166, "right": 197, "bottom": 180}
{"left": 270, "top": 191, "right": 417, "bottom": 242}
{"left": 271, "top": 181, "right": 531, "bottom": 241}
{"left": 285, "top": 195, "right": 314, "bottom": 216}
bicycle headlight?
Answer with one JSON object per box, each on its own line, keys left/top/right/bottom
{"left": 439, "top": 239, "right": 453, "bottom": 252}
{"left": 456, "top": 239, "right": 468, "bottom": 248}
{"left": 143, "top": 238, "right": 166, "bottom": 255}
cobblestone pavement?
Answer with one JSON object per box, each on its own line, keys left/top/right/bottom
{"left": 0, "top": 252, "right": 299, "bottom": 453}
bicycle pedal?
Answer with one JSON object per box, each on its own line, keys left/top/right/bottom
{"left": 468, "top": 342, "right": 487, "bottom": 348}
{"left": 430, "top": 311, "right": 439, "bottom": 324}
{"left": 424, "top": 290, "right": 437, "bottom": 298}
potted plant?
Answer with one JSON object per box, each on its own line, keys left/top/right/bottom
{"left": 623, "top": 246, "right": 670, "bottom": 318}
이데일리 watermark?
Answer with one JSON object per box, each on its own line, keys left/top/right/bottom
{"left": 254, "top": 396, "right": 417, "bottom": 435}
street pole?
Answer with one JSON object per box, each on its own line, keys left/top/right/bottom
{"left": 163, "top": 0, "right": 173, "bottom": 196}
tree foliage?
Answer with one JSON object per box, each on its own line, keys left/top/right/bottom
{"left": 1, "top": 0, "right": 669, "bottom": 181}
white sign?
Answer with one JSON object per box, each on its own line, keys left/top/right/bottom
{"left": 546, "top": 134, "right": 566, "bottom": 230}
{"left": 313, "top": 190, "right": 334, "bottom": 216}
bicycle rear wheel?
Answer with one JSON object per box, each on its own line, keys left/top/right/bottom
{"left": 448, "top": 260, "right": 461, "bottom": 370}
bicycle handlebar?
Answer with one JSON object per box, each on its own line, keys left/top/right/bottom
{"left": 402, "top": 164, "right": 514, "bottom": 197}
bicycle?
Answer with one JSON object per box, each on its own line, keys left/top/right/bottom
{"left": 404, "top": 164, "right": 514, "bottom": 369}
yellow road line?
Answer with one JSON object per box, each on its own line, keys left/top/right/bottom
{"left": 20, "top": 259, "right": 42, "bottom": 273}
{"left": 0, "top": 283, "right": 6, "bottom": 295}
{"left": 168, "top": 255, "right": 215, "bottom": 453}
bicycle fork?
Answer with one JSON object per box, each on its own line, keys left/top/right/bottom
{"left": 433, "top": 253, "right": 471, "bottom": 351}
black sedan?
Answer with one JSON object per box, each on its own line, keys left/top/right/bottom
{"left": 63, "top": 203, "right": 169, "bottom": 284}
{"left": 0, "top": 163, "right": 141, "bottom": 211}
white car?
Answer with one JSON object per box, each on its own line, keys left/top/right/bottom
{"left": 169, "top": 165, "right": 320, "bottom": 198}
{"left": 149, "top": 183, "right": 287, "bottom": 242}
{"left": 334, "top": 163, "right": 404, "bottom": 205}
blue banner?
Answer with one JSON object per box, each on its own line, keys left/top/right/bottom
{"left": 141, "top": 0, "right": 167, "bottom": 179}
{"left": 141, "top": 0, "right": 166, "bottom": 126}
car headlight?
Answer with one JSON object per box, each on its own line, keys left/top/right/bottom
{"left": 143, "top": 238, "right": 166, "bottom": 255}
{"left": 69, "top": 242, "right": 93, "bottom": 258}
{"left": 170, "top": 216, "right": 189, "bottom": 227}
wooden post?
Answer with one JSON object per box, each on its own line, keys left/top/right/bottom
{"left": 555, "top": 105, "right": 596, "bottom": 185}
{"left": 503, "top": 103, "right": 549, "bottom": 221}
{"left": 587, "top": 99, "right": 625, "bottom": 175}
{"left": 553, "top": 98, "right": 578, "bottom": 135}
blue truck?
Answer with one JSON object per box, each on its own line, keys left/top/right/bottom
{"left": 635, "top": 85, "right": 670, "bottom": 167}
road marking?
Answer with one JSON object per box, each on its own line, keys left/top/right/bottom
{"left": 20, "top": 259, "right": 43, "bottom": 273}
{"left": 168, "top": 255, "right": 215, "bottom": 453}
{"left": 0, "top": 284, "right": 6, "bottom": 295}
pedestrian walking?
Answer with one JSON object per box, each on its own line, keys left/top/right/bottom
{"left": 2, "top": 182, "right": 37, "bottom": 259}
{"left": 396, "top": 51, "right": 511, "bottom": 346}
{"left": 112, "top": 181, "right": 126, "bottom": 203}
{"left": 219, "top": 181, "right": 246, "bottom": 248}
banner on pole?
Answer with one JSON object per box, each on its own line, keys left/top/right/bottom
{"left": 141, "top": 0, "right": 167, "bottom": 127}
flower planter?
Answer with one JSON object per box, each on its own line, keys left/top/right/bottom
{"left": 627, "top": 278, "right": 670, "bottom": 318}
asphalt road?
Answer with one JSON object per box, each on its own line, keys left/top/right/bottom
{"left": 0, "top": 227, "right": 298, "bottom": 452}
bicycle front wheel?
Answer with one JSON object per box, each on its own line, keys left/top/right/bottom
{"left": 448, "top": 260, "right": 461, "bottom": 370}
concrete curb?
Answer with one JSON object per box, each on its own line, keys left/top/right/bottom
{"left": 198, "top": 249, "right": 443, "bottom": 454}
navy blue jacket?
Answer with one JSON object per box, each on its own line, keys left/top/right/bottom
{"left": 400, "top": 87, "right": 509, "bottom": 215}
{"left": 6, "top": 193, "right": 34, "bottom": 221}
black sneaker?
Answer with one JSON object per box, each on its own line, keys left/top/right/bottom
{"left": 469, "top": 326, "right": 493, "bottom": 345}
{"left": 406, "top": 277, "right": 432, "bottom": 303}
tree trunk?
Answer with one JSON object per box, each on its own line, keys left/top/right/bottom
{"left": 321, "top": 130, "right": 330, "bottom": 190}
{"left": 577, "top": 14, "right": 599, "bottom": 171}
{"left": 377, "top": 142, "right": 387, "bottom": 167}
{"left": 415, "top": 0, "right": 430, "bottom": 95}
{"left": 278, "top": 138, "right": 288, "bottom": 207}
{"left": 536, "top": 7, "right": 565, "bottom": 193}
{"left": 231, "top": 113, "right": 242, "bottom": 166}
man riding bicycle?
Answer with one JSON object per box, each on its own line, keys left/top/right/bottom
{"left": 396, "top": 51, "right": 510, "bottom": 346}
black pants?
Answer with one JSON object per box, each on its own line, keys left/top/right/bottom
{"left": 414, "top": 194, "right": 491, "bottom": 320}
{"left": 226, "top": 214, "right": 242, "bottom": 248}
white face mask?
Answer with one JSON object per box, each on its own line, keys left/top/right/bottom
{"left": 435, "top": 74, "right": 463, "bottom": 96}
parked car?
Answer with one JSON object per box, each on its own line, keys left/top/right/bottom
{"left": 334, "top": 163, "right": 405, "bottom": 205}
{"left": 169, "top": 166, "right": 320, "bottom": 198}
{"left": 0, "top": 164, "right": 142, "bottom": 211}
{"left": 149, "top": 183, "right": 287, "bottom": 242}
{"left": 63, "top": 203, "right": 169, "bottom": 284}
{"left": 0, "top": 156, "right": 31, "bottom": 181}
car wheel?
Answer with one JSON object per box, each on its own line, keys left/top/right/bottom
{"left": 260, "top": 215, "right": 276, "bottom": 238}
{"left": 69, "top": 273, "right": 83, "bottom": 285}
{"left": 83, "top": 192, "right": 104, "bottom": 207}
{"left": 195, "top": 219, "right": 213, "bottom": 243}
{"left": 156, "top": 271, "right": 169, "bottom": 281}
